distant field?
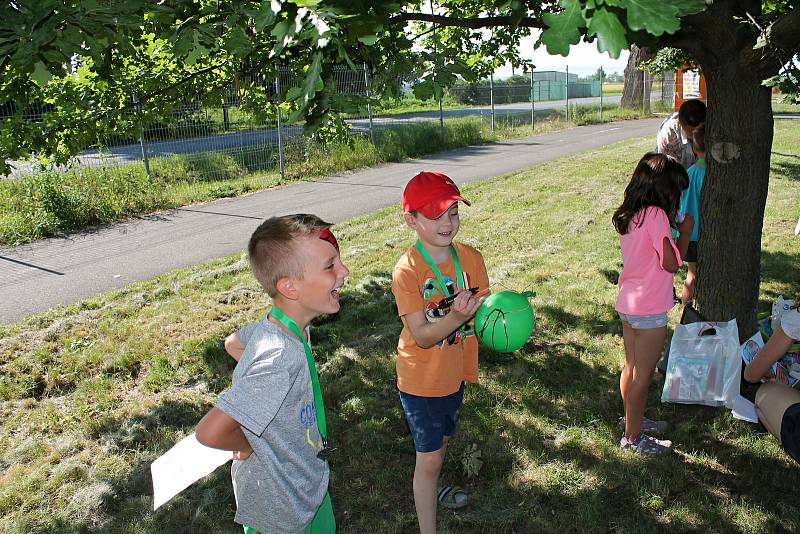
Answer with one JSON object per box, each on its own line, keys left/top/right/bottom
{"left": 602, "top": 82, "right": 624, "bottom": 95}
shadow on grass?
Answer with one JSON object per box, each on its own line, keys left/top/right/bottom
{"left": 537, "top": 303, "right": 622, "bottom": 337}
{"left": 760, "top": 249, "right": 800, "bottom": 302}
{"left": 599, "top": 268, "right": 620, "bottom": 286}
{"left": 84, "top": 268, "right": 800, "bottom": 533}
{"left": 771, "top": 160, "right": 800, "bottom": 181}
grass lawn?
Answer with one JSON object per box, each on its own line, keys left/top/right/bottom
{"left": 1, "top": 121, "right": 798, "bottom": 533}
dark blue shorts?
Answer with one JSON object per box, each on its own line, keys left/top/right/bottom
{"left": 685, "top": 240, "right": 698, "bottom": 262}
{"left": 399, "top": 382, "right": 465, "bottom": 453}
{"left": 781, "top": 402, "right": 800, "bottom": 465}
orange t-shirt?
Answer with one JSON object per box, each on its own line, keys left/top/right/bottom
{"left": 391, "top": 242, "right": 490, "bottom": 397}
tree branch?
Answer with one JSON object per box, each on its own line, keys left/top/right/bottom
{"left": 389, "top": 12, "right": 546, "bottom": 30}
{"left": 744, "top": 6, "right": 800, "bottom": 79}
{"left": 766, "top": 6, "right": 800, "bottom": 52}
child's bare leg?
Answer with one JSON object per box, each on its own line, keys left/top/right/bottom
{"left": 624, "top": 326, "right": 667, "bottom": 440}
{"left": 413, "top": 440, "right": 447, "bottom": 534}
{"left": 756, "top": 383, "right": 800, "bottom": 439}
{"left": 682, "top": 261, "right": 697, "bottom": 305}
{"left": 620, "top": 321, "right": 636, "bottom": 406}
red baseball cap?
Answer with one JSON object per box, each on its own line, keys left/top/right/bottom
{"left": 402, "top": 171, "right": 471, "bottom": 219}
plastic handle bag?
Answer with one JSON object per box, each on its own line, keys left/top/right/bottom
{"left": 661, "top": 319, "right": 741, "bottom": 407}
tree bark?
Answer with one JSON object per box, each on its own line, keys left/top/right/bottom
{"left": 668, "top": 1, "right": 787, "bottom": 340}
{"left": 620, "top": 44, "right": 654, "bottom": 110}
{"left": 694, "top": 63, "right": 773, "bottom": 339}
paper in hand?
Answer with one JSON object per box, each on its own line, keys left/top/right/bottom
{"left": 151, "top": 432, "right": 232, "bottom": 510}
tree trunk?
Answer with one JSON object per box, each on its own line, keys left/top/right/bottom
{"left": 620, "top": 44, "right": 654, "bottom": 109}
{"left": 695, "top": 62, "right": 774, "bottom": 339}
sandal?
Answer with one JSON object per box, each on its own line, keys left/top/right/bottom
{"left": 618, "top": 416, "right": 669, "bottom": 435}
{"left": 619, "top": 434, "right": 672, "bottom": 455}
{"left": 437, "top": 486, "right": 469, "bottom": 509}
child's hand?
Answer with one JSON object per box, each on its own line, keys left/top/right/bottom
{"left": 232, "top": 448, "right": 252, "bottom": 461}
{"left": 449, "top": 287, "right": 483, "bottom": 321}
{"left": 677, "top": 213, "right": 694, "bottom": 235}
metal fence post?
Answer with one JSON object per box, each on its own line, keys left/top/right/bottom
{"left": 599, "top": 68, "right": 604, "bottom": 122}
{"left": 131, "top": 91, "right": 151, "bottom": 179}
{"left": 438, "top": 92, "right": 445, "bottom": 143}
{"left": 565, "top": 65, "right": 570, "bottom": 123}
{"left": 641, "top": 69, "right": 646, "bottom": 115}
{"left": 530, "top": 71, "right": 535, "bottom": 133}
{"left": 363, "top": 63, "right": 374, "bottom": 144}
{"left": 275, "top": 74, "right": 286, "bottom": 181}
{"left": 489, "top": 73, "right": 495, "bottom": 133}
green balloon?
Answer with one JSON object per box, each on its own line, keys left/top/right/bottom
{"left": 474, "top": 290, "right": 535, "bottom": 352}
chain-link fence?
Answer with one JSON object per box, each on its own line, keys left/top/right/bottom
{"left": 6, "top": 68, "right": 675, "bottom": 186}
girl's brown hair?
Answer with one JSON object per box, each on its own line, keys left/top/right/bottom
{"left": 612, "top": 153, "right": 688, "bottom": 235}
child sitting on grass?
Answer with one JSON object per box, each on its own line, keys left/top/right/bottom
{"left": 196, "top": 214, "right": 348, "bottom": 534}
{"left": 745, "top": 296, "right": 800, "bottom": 465}
{"left": 613, "top": 153, "right": 693, "bottom": 454}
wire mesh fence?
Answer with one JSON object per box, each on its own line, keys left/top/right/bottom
{"left": 5, "top": 67, "right": 676, "bottom": 188}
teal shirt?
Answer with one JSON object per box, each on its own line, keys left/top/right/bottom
{"left": 680, "top": 163, "right": 705, "bottom": 242}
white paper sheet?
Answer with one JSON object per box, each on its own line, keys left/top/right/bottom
{"left": 151, "top": 432, "right": 231, "bottom": 510}
{"left": 730, "top": 394, "right": 759, "bottom": 423}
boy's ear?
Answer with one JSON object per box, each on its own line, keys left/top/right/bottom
{"left": 402, "top": 212, "right": 417, "bottom": 229}
{"left": 275, "top": 276, "right": 299, "bottom": 300}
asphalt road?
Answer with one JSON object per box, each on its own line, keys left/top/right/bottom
{"left": 0, "top": 117, "right": 660, "bottom": 324}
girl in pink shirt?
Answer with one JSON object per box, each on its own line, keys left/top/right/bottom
{"left": 612, "top": 153, "right": 694, "bottom": 454}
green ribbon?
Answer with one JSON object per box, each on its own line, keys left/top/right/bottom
{"left": 415, "top": 240, "right": 470, "bottom": 334}
{"left": 269, "top": 306, "right": 327, "bottom": 441}
{"left": 414, "top": 240, "right": 463, "bottom": 298}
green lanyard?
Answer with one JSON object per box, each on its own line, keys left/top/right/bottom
{"left": 270, "top": 306, "right": 334, "bottom": 458}
{"left": 414, "top": 240, "right": 463, "bottom": 297}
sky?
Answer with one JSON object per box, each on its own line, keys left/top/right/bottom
{"left": 493, "top": 33, "right": 630, "bottom": 79}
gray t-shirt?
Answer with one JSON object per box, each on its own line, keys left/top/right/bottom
{"left": 217, "top": 316, "right": 329, "bottom": 534}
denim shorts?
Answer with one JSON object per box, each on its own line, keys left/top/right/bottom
{"left": 399, "top": 382, "right": 465, "bottom": 453}
{"left": 618, "top": 311, "right": 668, "bottom": 329}
{"left": 781, "top": 402, "right": 800, "bottom": 465}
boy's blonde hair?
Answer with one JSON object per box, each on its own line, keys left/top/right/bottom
{"left": 248, "top": 214, "right": 333, "bottom": 297}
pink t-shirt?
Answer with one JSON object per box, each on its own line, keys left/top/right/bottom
{"left": 615, "top": 207, "right": 682, "bottom": 315}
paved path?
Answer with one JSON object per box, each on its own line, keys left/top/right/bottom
{"left": 0, "top": 118, "right": 661, "bottom": 324}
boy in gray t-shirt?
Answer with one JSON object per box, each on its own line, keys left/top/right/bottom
{"left": 196, "top": 214, "right": 349, "bottom": 534}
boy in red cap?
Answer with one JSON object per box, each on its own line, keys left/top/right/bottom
{"left": 391, "top": 171, "right": 489, "bottom": 533}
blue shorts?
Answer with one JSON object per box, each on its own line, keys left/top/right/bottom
{"left": 399, "top": 382, "right": 465, "bottom": 453}
{"left": 618, "top": 311, "right": 668, "bottom": 329}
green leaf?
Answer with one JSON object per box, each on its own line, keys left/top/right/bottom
{"left": 185, "top": 33, "right": 210, "bottom": 64}
{"left": 225, "top": 26, "right": 251, "bottom": 55}
{"left": 412, "top": 79, "right": 436, "bottom": 100}
{"left": 587, "top": 8, "right": 627, "bottom": 58}
{"left": 667, "top": 0, "right": 707, "bottom": 17}
{"left": 289, "top": 0, "right": 321, "bottom": 6}
{"left": 541, "top": 0, "right": 585, "bottom": 56}
{"left": 302, "top": 53, "right": 324, "bottom": 103}
{"left": 286, "top": 86, "right": 304, "bottom": 101}
{"left": 254, "top": 1, "right": 277, "bottom": 32}
{"left": 357, "top": 34, "right": 378, "bottom": 46}
{"left": 31, "top": 62, "right": 53, "bottom": 87}
{"left": 620, "top": 0, "right": 680, "bottom": 36}
{"left": 271, "top": 19, "right": 293, "bottom": 40}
